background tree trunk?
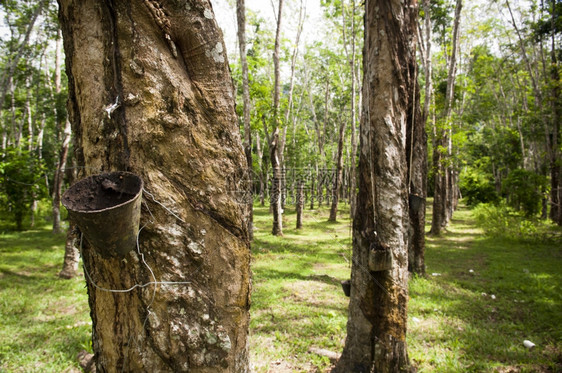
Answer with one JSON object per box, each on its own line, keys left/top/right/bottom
{"left": 58, "top": 222, "right": 79, "bottom": 279}
{"left": 406, "top": 36, "right": 426, "bottom": 276}
{"left": 329, "top": 115, "right": 346, "bottom": 222}
{"left": 270, "top": 0, "right": 284, "bottom": 236}
{"left": 296, "top": 180, "right": 304, "bottom": 229}
{"left": 431, "top": 0, "right": 462, "bottom": 236}
{"left": 236, "top": 0, "right": 254, "bottom": 239}
{"left": 333, "top": 0, "right": 416, "bottom": 370}
{"left": 57, "top": 1, "right": 251, "bottom": 371}
{"left": 548, "top": 0, "right": 561, "bottom": 225}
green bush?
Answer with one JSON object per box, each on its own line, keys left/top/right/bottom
{"left": 459, "top": 168, "right": 499, "bottom": 206}
{"left": 502, "top": 168, "right": 547, "bottom": 217}
{"left": 0, "top": 148, "right": 47, "bottom": 230}
{"left": 472, "top": 202, "right": 560, "bottom": 241}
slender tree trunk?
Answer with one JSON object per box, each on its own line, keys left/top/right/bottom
{"left": 431, "top": 0, "right": 462, "bottom": 236}
{"left": 58, "top": 151, "right": 79, "bottom": 280}
{"left": 338, "top": 0, "right": 359, "bottom": 221}
{"left": 256, "top": 133, "right": 266, "bottom": 206}
{"left": 349, "top": 1, "right": 359, "bottom": 219}
{"left": 329, "top": 115, "right": 346, "bottom": 222}
{"left": 53, "top": 30, "right": 70, "bottom": 235}
{"left": 296, "top": 180, "right": 304, "bottom": 229}
{"left": 57, "top": 1, "right": 251, "bottom": 371}
{"left": 270, "top": 128, "right": 283, "bottom": 235}
{"left": 548, "top": 0, "right": 561, "bottom": 225}
{"left": 0, "top": 0, "right": 46, "bottom": 112}
{"left": 236, "top": 0, "right": 254, "bottom": 239}
{"left": 270, "top": 0, "right": 284, "bottom": 236}
{"left": 334, "top": 0, "right": 416, "bottom": 370}
{"left": 53, "top": 118, "right": 71, "bottom": 234}
{"left": 407, "top": 25, "right": 426, "bottom": 276}
{"left": 58, "top": 223, "right": 80, "bottom": 279}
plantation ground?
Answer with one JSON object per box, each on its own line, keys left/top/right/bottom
{"left": 0, "top": 203, "right": 560, "bottom": 372}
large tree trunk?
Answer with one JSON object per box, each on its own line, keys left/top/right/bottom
{"left": 57, "top": 1, "right": 251, "bottom": 371}
{"left": 333, "top": 0, "right": 416, "bottom": 371}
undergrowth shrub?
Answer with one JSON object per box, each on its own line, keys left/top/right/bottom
{"left": 472, "top": 202, "right": 561, "bottom": 242}
{"left": 459, "top": 168, "right": 499, "bottom": 206}
{"left": 502, "top": 169, "right": 548, "bottom": 216}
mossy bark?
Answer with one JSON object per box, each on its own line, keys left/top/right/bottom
{"left": 57, "top": 1, "right": 251, "bottom": 371}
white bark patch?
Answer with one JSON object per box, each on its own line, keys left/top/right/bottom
{"left": 205, "top": 42, "right": 225, "bottom": 63}
{"left": 217, "top": 328, "right": 231, "bottom": 351}
{"left": 203, "top": 8, "right": 214, "bottom": 19}
{"left": 400, "top": 112, "right": 407, "bottom": 148}
{"left": 188, "top": 240, "right": 204, "bottom": 255}
{"left": 384, "top": 115, "right": 395, "bottom": 137}
{"left": 166, "top": 224, "right": 185, "bottom": 246}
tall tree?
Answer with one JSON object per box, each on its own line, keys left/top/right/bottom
{"left": 430, "top": 0, "right": 462, "bottom": 236}
{"left": 333, "top": 0, "right": 417, "bottom": 370}
{"left": 57, "top": 1, "right": 251, "bottom": 371}
{"left": 270, "top": 0, "right": 284, "bottom": 236}
{"left": 52, "top": 29, "right": 70, "bottom": 235}
{"left": 408, "top": 0, "right": 432, "bottom": 275}
{"left": 236, "top": 0, "right": 254, "bottom": 238}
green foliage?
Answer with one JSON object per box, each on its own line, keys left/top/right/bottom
{"left": 0, "top": 147, "right": 47, "bottom": 230}
{"left": 502, "top": 168, "right": 548, "bottom": 216}
{"left": 472, "top": 201, "right": 561, "bottom": 242}
{"left": 459, "top": 166, "right": 499, "bottom": 206}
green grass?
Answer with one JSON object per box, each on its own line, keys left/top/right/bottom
{"left": 0, "top": 202, "right": 560, "bottom": 372}
{"left": 250, "top": 204, "right": 352, "bottom": 372}
{"left": 0, "top": 225, "right": 90, "bottom": 373}
{"left": 409, "top": 205, "right": 562, "bottom": 372}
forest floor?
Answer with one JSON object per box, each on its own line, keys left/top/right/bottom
{"left": 0, "top": 202, "right": 560, "bottom": 372}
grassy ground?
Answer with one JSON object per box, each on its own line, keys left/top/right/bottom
{"left": 0, "top": 226, "right": 90, "bottom": 372}
{"left": 0, "top": 203, "right": 560, "bottom": 372}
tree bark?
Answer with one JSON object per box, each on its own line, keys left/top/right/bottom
{"left": 270, "top": 0, "right": 284, "bottom": 236}
{"left": 333, "top": 0, "right": 415, "bottom": 371}
{"left": 53, "top": 29, "right": 70, "bottom": 234}
{"left": 57, "top": 1, "right": 251, "bottom": 371}
{"left": 548, "top": 0, "right": 561, "bottom": 225}
{"left": 296, "top": 180, "right": 304, "bottom": 229}
{"left": 430, "top": 0, "right": 462, "bottom": 236}
{"left": 270, "top": 128, "right": 283, "bottom": 235}
{"left": 406, "top": 28, "right": 426, "bottom": 276}
{"left": 349, "top": 0, "right": 359, "bottom": 219}
{"left": 58, "top": 222, "right": 80, "bottom": 279}
{"left": 329, "top": 115, "right": 346, "bottom": 222}
{"left": 236, "top": 0, "right": 254, "bottom": 239}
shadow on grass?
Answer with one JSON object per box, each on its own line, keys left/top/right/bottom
{"left": 410, "top": 207, "right": 562, "bottom": 372}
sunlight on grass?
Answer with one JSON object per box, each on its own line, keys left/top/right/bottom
{"left": 1, "top": 203, "right": 560, "bottom": 372}
{"left": 250, "top": 204, "right": 352, "bottom": 372}
{"left": 0, "top": 225, "right": 90, "bottom": 372}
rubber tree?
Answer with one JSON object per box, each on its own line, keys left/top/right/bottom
{"left": 57, "top": 0, "right": 251, "bottom": 371}
{"left": 270, "top": 0, "right": 284, "bottom": 236}
{"left": 333, "top": 0, "right": 418, "bottom": 371}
